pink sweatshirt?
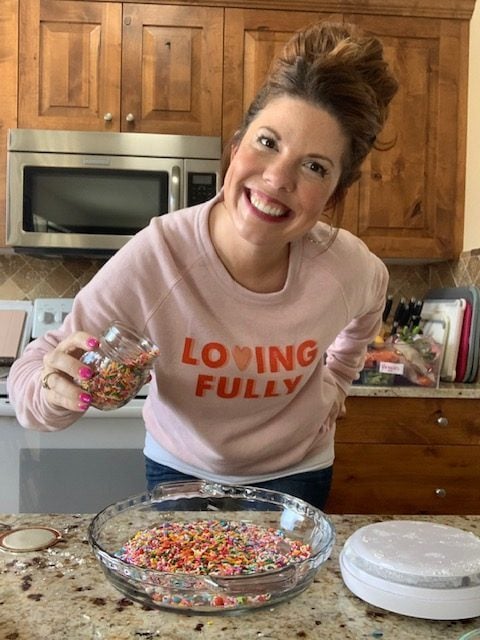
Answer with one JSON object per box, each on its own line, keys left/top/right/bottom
{"left": 8, "top": 194, "right": 388, "bottom": 479}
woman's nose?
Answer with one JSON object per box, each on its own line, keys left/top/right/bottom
{"left": 263, "top": 157, "right": 295, "bottom": 192}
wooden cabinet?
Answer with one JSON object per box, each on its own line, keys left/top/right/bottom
{"left": 18, "top": 0, "right": 223, "bottom": 135}
{"left": 325, "top": 396, "right": 480, "bottom": 515}
{"left": 0, "top": 0, "right": 18, "bottom": 248}
{"left": 223, "top": 7, "right": 471, "bottom": 261}
{"left": 222, "top": 8, "right": 342, "bottom": 144}
{"left": 340, "top": 14, "right": 469, "bottom": 261}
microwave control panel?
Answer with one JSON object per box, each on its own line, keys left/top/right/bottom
{"left": 187, "top": 172, "right": 218, "bottom": 206}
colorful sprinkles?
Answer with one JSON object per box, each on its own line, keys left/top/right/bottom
{"left": 80, "top": 348, "right": 158, "bottom": 410}
{"left": 117, "top": 519, "right": 312, "bottom": 609}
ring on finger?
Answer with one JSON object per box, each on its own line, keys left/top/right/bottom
{"left": 41, "top": 371, "right": 57, "bottom": 390}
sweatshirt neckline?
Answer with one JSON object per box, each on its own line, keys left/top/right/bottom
{"left": 198, "top": 197, "right": 303, "bottom": 302}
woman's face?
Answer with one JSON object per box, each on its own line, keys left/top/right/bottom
{"left": 222, "top": 96, "right": 348, "bottom": 249}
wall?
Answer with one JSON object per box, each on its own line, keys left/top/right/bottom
{"left": 0, "top": 254, "right": 105, "bottom": 299}
{"left": 464, "top": 0, "right": 480, "bottom": 250}
{"left": 1, "top": 251, "right": 480, "bottom": 304}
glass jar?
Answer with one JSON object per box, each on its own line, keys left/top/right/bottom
{"left": 78, "top": 321, "right": 159, "bottom": 410}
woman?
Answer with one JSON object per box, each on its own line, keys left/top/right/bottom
{"left": 8, "top": 22, "right": 398, "bottom": 509}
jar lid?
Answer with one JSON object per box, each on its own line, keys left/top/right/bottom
{"left": 0, "top": 526, "right": 62, "bottom": 552}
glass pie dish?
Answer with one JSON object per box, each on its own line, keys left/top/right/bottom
{"left": 88, "top": 480, "right": 335, "bottom": 614}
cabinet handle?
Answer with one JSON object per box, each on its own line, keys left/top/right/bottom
{"left": 126, "top": 113, "right": 135, "bottom": 123}
{"left": 103, "top": 113, "right": 113, "bottom": 122}
{"left": 436, "top": 416, "right": 449, "bottom": 427}
{"left": 435, "top": 488, "right": 447, "bottom": 498}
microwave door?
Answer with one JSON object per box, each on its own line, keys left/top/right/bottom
{"left": 7, "top": 152, "right": 186, "bottom": 253}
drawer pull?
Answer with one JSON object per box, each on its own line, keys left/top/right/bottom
{"left": 435, "top": 488, "right": 447, "bottom": 498}
{"left": 436, "top": 416, "right": 449, "bottom": 427}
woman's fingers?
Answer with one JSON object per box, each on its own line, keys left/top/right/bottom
{"left": 40, "top": 331, "right": 99, "bottom": 411}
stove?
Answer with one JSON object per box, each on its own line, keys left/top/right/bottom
{"left": 31, "top": 297, "right": 74, "bottom": 338}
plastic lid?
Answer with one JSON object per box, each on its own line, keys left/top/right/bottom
{"left": 343, "top": 520, "right": 480, "bottom": 589}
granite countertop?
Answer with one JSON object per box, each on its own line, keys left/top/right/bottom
{"left": 349, "top": 383, "right": 480, "bottom": 399}
{"left": 1, "top": 513, "right": 480, "bottom": 640}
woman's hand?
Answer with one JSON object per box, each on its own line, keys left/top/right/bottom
{"left": 40, "top": 332, "right": 99, "bottom": 412}
{"left": 328, "top": 386, "right": 347, "bottom": 424}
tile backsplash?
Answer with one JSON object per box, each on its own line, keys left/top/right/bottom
{"left": 0, "top": 253, "right": 106, "bottom": 300}
{"left": 1, "top": 250, "right": 480, "bottom": 302}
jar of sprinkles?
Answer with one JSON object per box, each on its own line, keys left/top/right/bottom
{"left": 79, "top": 321, "right": 159, "bottom": 410}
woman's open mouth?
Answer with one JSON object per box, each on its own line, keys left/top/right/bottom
{"left": 248, "top": 189, "right": 291, "bottom": 222}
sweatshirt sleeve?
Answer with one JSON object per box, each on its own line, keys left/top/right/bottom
{"left": 6, "top": 327, "right": 83, "bottom": 431}
{"left": 6, "top": 220, "right": 164, "bottom": 431}
{"left": 325, "top": 249, "right": 389, "bottom": 394}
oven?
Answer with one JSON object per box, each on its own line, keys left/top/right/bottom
{"left": 0, "top": 298, "right": 148, "bottom": 514}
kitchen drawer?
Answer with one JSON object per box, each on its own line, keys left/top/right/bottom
{"left": 326, "top": 443, "right": 480, "bottom": 515}
{"left": 337, "top": 397, "right": 480, "bottom": 445}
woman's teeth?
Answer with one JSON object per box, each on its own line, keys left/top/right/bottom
{"left": 250, "top": 192, "right": 287, "bottom": 217}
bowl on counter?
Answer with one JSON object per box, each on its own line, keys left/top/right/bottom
{"left": 88, "top": 480, "right": 335, "bottom": 615}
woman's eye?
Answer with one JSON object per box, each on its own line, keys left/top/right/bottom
{"left": 304, "top": 161, "right": 328, "bottom": 178}
{"left": 257, "top": 135, "right": 276, "bottom": 150}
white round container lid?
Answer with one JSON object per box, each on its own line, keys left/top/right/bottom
{"left": 340, "top": 520, "right": 480, "bottom": 620}
{"left": 344, "top": 520, "right": 480, "bottom": 588}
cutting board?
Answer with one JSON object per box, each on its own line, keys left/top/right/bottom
{"left": 421, "top": 299, "right": 466, "bottom": 382}
{"left": 455, "top": 300, "right": 472, "bottom": 382}
{"left": 0, "top": 309, "right": 27, "bottom": 365}
{"left": 425, "top": 287, "right": 480, "bottom": 382}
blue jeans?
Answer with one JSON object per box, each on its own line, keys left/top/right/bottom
{"left": 144, "top": 456, "right": 332, "bottom": 510}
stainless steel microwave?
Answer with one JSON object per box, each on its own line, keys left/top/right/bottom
{"left": 6, "top": 129, "right": 221, "bottom": 257}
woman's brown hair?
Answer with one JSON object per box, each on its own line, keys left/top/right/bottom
{"left": 222, "top": 21, "right": 399, "bottom": 212}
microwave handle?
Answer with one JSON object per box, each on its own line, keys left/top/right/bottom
{"left": 170, "top": 165, "right": 181, "bottom": 211}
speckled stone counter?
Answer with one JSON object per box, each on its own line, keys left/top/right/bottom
{"left": 350, "top": 383, "right": 480, "bottom": 399}
{"left": 1, "top": 513, "right": 480, "bottom": 640}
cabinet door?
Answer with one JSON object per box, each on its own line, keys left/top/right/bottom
{"left": 327, "top": 443, "right": 480, "bottom": 515}
{"left": 0, "top": 0, "right": 18, "bottom": 247}
{"left": 223, "top": 8, "right": 342, "bottom": 144}
{"left": 326, "top": 397, "right": 480, "bottom": 515}
{"left": 122, "top": 4, "right": 223, "bottom": 135}
{"left": 19, "top": 0, "right": 122, "bottom": 131}
{"left": 336, "top": 397, "right": 480, "bottom": 446}
{"left": 343, "top": 14, "right": 468, "bottom": 260}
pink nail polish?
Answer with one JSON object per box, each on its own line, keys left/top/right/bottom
{"left": 78, "top": 402, "right": 89, "bottom": 411}
{"left": 79, "top": 366, "right": 92, "bottom": 379}
{"left": 87, "top": 337, "right": 99, "bottom": 349}
{"left": 79, "top": 393, "right": 92, "bottom": 404}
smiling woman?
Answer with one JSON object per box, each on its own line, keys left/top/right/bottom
{"left": 210, "top": 96, "right": 347, "bottom": 288}
{"left": 8, "top": 21, "right": 398, "bottom": 511}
